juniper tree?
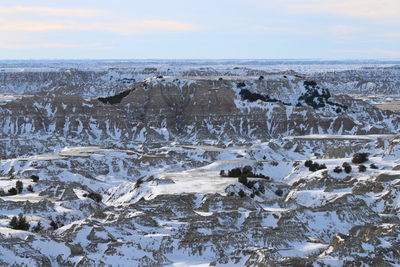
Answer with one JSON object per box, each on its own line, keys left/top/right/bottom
{"left": 16, "top": 180, "right": 23, "bottom": 193}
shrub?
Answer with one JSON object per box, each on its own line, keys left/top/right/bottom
{"left": 242, "top": 166, "right": 253, "bottom": 176}
{"left": 228, "top": 168, "right": 242, "bottom": 177}
{"left": 87, "top": 192, "right": 102, "bottom": 203}
{"left": 0, "top": 188, "right": 5, "bottom": 196}
{"left": 238, "top": 174, "right": 248, "bottom": 186}
{"left": 344, "top": 165, "right": 352, "bottom": 173}
{"left": 50, "top": 220, "right": 58, "bottom": 230}
{"left": 27, "top": 185, "right": 34, "bottom": 192}
{"left": 318, "top": 164, "right": 327, "bottom": 170}
{"left": 358, "top": 164, "right": 367, "bottom": 172}
{"left": 370, "top": 164, "right": 378, "bottom": 169}
{"left": 9, "top": 214, "right": 30, "bottom": 231}
{"left": 333, "top": 166, "right": 343, "bottom": 173}
{"left": 31, "top": 175, "right": 39, "bottom": 182}
{"left": 342, "top": 162, "right": 350, "bottom": 168}
{"left": 9, "top": 216, "right": 18, "bottom": 229}
{"left": 226, "top": 166, "right": 269, "bottom": 179}
{"left": 8, "top": 187, "right": 18, "bottom": 195}
{"left": 246, "top": 180, "right": 257, "bottom": 189}
{"left": 219, "top": 170, "right": 226, "bottom": 177}
{"left": 275, "top": 189, "right": 283, "bottom": 197}
{"left": 352, "top": 153, "right": 369, "bottom": 164}
{"left": 304, "top": 160, "right": 313, "bottom": 167}
{"left": 238, "top": 190, "right": 246, "bottom": 198}
{"left": 16, "top": 180, "right": 23, "bottom": 193}
{"left": 308, "top": 163, "right": 319, "bottom": 172}
{"left": 308, "top": 162, "right": 327, "bottom": 172}
{"left": 237, "top": 82, "right": 246, "bottom": 88}
{"left": 134, "top": 178, "right": 144, "bottom": 189}
{"left": 258, "top": 75, "right": 264, "bottom": 81}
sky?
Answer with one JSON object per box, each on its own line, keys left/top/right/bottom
{"left": 0, "top": 0, "right": 400, "bottom": 59}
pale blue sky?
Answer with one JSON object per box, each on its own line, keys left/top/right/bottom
{"left": 1, "top": 0, "right": 399, "bottom": 59}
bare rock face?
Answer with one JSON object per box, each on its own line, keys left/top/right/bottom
{"left": 0, "top": 76, "right": 398, "bottom": 158}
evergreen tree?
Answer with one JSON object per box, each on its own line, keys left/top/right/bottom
{"left": 17, "top": 213, "right": 30, "bottom": 230}
{"left": 352, "top": 153, "right": 369, "bottom": 164}
{"left": 8, "top": 187, "right": 18, "bottom": 195}
{"left": 50, "top": 220, "right": 58, "bottom": 230}
{"left": 9, "top": 216, "right": 18, "bottom": 229}
{"left": 30, "top": 175, "right": 39, "bottom": 182}
{"left": 238, "top": 174, "right": 248, "bottom": 186}
{"left": 9, "top": 214, "right": 29, "bottom": 230}
{"left": 16, "top": 180, "right": 23, "bottom": 193}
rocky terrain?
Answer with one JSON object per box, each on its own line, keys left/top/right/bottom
{"left": 0, "top": 60, "right": 399, "bottom": 266}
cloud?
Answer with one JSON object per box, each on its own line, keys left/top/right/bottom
{"left": 383, "top": 32, "right": 400, "bottom": 38}
{"left": 247, "top": 0, "right": 400, "bottom": 19}
{"left": 104, "top": 20, "right": 197, "bottom": 34}
{"left": 0, "top": 5, "right": 197, "bottom": 34}
{"left": 0, "top": 43, "right": 106, "bottom": 50}
{"left": 0, "top": 6, "right": 104, "bottom": 18}
{"left": 249, "top": 25, "right": 320, "bottom": 35}
{"left": 291, "top": 0, "right": 400, "bottom": 19}
{"left": 0, "top": 19, "right": 197, "bottom": 34}
{"left": 331, "top": 25, "right": 359, "bottom": 36}
{"left": 0, "top": 5, "right": 198, "bottom": 50}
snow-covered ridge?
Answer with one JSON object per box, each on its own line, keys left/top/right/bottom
{"left": 0, "top": 76, "right": 399, "bottom": 159}
{"left": 1, "top": 61, "right": 400, "bottom": 97}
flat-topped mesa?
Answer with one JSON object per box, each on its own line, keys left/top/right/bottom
{"left": 0, "top": 76, "right": 399, "bottom": 157}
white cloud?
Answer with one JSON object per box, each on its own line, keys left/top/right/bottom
{"left": 0, "top": 19, "right": 197, "bottom": 33}
{"left": 247, "top": 0, "right": 400, "bottom": 19}
{"left": 0, "top": 42, "right": 106, "bottom": 49}
{"left": 0, "top": 5, "right": 198, "bottom": 50}
{"left": 383, "top": 32, "right": 400, "bottom": 38}
{"left": 0, "top": 6, "right": 104, "bottom": 17}
{"left": 331, "top": 25, "right": 359, "bottom": 36}
{"left": 291, "top": 0, "right": 400, "bottom": 19}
